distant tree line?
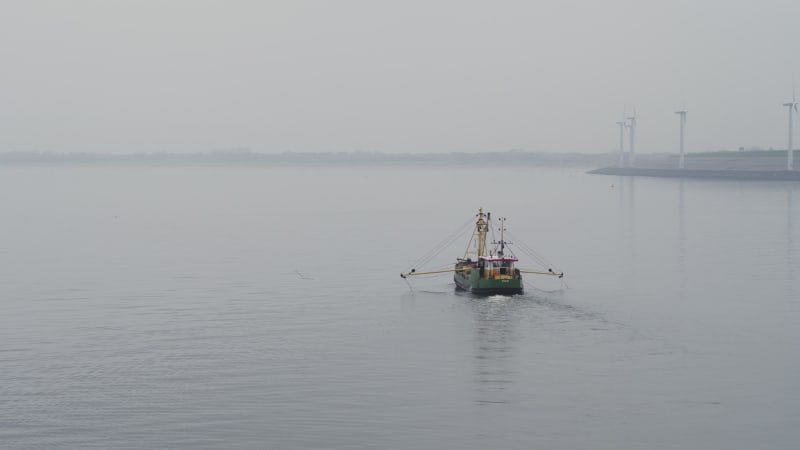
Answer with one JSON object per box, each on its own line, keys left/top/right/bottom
{"left": 0, "top": 150, "right": 619, "bottom": 166}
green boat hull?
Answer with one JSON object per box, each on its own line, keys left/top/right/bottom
{"left": 454, "top": 267, "right": 523, "bottom": 296}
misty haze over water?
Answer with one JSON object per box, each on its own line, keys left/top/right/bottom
{"left": 3, "top": 0, "right": 800, "bottom": 447}
{"left": 3, "top": 2, "right": 800, "bottom": 155}
{"left": 0, "top": 164, "right": 797, "bottom": 449}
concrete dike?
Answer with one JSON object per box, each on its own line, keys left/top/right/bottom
{"left": 587, "top": 166, "right": 800, "bottom": 181}
{"left": 588, "top": 152, "right": 800, "bottom": 181}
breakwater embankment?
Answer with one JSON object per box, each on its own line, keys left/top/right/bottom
{"left": 587, "top": 166, "right": 800, "bottom": 180}
{"left": 588, "top": 152, "right": 800, "bottom": 180}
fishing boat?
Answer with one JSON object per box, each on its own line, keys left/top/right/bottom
{"left": 401, "top": 208, "right": 563, "bottom": 295}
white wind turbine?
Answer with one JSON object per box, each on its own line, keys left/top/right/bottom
{"left": 783, "top": 89, "right": 799, "bottom": 171}
{"left": 626, "top": 111, "right": 637, "bottom": 167}
{"left": 616, "top": 118, "right": 626, "bottom": 167}
{"left": 675, "top": 109, "right": 687, "bottom": 169}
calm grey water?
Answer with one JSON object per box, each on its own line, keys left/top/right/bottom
{"left": 1, "top": 165, "right": 798, "bottom": 449}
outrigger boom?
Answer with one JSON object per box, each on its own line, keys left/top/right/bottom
{"left": 519, "top": 269, "right": 565, "bottom": 278}
{"left": 400, "top": 267, "right": 470, "bottom": 278}
{"left": 400, "top": 267, "right": 563, "bottom": 279}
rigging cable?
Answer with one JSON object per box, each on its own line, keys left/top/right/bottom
{"left": 403, "top": 276, "right": 415, "bottom": 294}
{"left": 488, "top": 216, "right": 497, "bottom": 254}
{"left": 505, "top": 229, "right": 562, "bottom": 273}
{"left": 406, "top": 215, "right": 475, "bottom": 272}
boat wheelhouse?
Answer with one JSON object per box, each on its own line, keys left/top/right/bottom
{"left": 454, "top": 254, "right": 523, "bottom": 295}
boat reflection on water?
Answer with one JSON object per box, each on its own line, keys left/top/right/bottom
{"left": 465, "top": 294, "right": 520, "bottom": 407}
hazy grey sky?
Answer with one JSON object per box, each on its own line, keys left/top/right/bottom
{"left": 2, "top": 0, "right": 800, "bottom": 154}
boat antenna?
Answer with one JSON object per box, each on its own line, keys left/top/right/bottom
{"left": 498, "top": 217, "right": 506, "bottom": 256}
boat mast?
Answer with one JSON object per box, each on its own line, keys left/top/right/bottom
{"left": 476, "top": 208, "right": 488, "bottom": 258}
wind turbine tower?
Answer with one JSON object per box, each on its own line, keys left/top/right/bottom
{"left": 616, "top": 119, "right": 626, "bottom": 167}
{"left": 675, "top": 110, "right": 687, "bottom": 169}
{"left": 783, "top": 90, "right": 799, "bottom": 171}
{"left": 626, "top": 113, "right": 637, "bottom": 167}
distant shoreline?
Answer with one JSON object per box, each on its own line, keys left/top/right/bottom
{"left": 1, "top": 150, "right": 797, "bottom": 175}
{"left": 0, "top": 150, "right": 614, "bottom": 167}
